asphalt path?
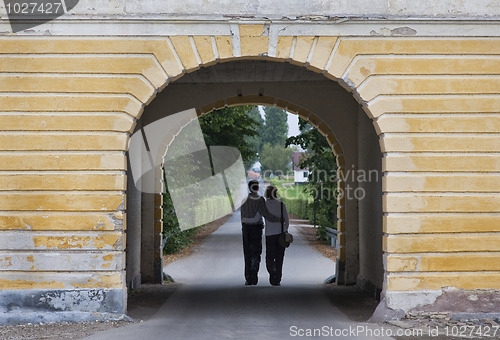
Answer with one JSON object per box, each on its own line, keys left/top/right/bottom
{"left": 84, "top": 211, "right": 394, "bottom": 340}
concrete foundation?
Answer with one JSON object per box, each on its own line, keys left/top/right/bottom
{"left": 0, "top": 289, "right": 126, "bottom": 325}
{"left": 386, "top": 288, "right": 500, "bottom": 315}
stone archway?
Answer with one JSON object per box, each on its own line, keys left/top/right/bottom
{"left": 128, "top": 59, "right": 384, "bottom": 303}
{"left": 0, "top": 29, "right": 498, "bottom": 320}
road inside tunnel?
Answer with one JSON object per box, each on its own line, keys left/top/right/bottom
{"left": 84, "top": 211, "right": 391, "bottom": 340}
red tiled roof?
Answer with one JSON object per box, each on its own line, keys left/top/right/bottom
{"left": 247, "top": 170, "right": 260, "bottom": 179}
{"left": 292, "top": 151, "right": 308, "bottom": 171}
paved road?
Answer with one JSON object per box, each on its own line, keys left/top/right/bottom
{"left": 84, "top": 211, "right": 394, "bottom": 340}
{"left": 164, "top": 210, "right": 334, "bottom": 286}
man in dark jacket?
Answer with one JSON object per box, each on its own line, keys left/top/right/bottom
{"left": 241, "top": 180, "right": 281, "bottom": 285}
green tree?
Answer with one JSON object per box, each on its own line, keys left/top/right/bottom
{"left": 246, "top": 106, "right": 264, "bottom": 130}
{"left": 260, "top": 106, "right": 288, "bottom": 149}
{"left": 286, "top": 118, "right": 337, "bottom": 236}
{"left": 260, "top": 143, "right": 294, "bottom": 176}
{"left": 163, "top": 105, "right": 264, "bottom": 255}
{"left": 243, "top": 106, "right": 264, "bottom": 169}
{"left": 198, "top": 105, "right": 262, "bottom": 170}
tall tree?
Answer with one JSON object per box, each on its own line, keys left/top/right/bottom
{"left": 243, "top": 106, "right": 264, "bottom": 169}
{"left": 198, "top": 105, "right": 262, "bottom": 169}
{"left": 246, "top": 106, "right": 264, "bottom": 129}
{"left": 260, "top": 106, "right": 288, "bottom": 149}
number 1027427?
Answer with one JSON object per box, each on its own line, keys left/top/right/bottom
{"left": 445, "top": 325, "right": 499, "bottom": 338}
{"left": 6, "top": 2, "right": 64, "bottom": 15}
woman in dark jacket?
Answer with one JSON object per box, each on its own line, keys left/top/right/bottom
{"left": 264, "top": 185, "right": 289, "bottom": 286}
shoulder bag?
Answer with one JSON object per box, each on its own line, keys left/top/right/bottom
{"left": 278, "top": 201, "right": 293, "bottom": 248}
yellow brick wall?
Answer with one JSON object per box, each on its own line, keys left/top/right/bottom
{"left": 0, "top": 30, "right": 498, "bottom": 294}
{"left": 334, "top": 38, "right": 500, "bottom": 291}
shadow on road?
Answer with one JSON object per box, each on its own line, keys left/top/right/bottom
{"left": 126, "top": 283, "right": 181, "bottom": 321}
{"left": 107, "top": 210, "right": 385, "bottom": 340}
{"left": 322, "top": 285, "right": 380, "bottom": 322}
{"left": 127, "top": 283, "right": 379, "bottom": 323}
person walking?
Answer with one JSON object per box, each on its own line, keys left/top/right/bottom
{"left": 240, "top": 180, "right": 281, "bottom": 285}
{"left": 263, "top": 185, "right": 289, "bottom": 286}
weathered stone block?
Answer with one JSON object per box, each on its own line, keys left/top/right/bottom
{"left": 384, "top": 214, "right": 500, "bottom": 234}
{"left": 0, "top": 173, "right": 126, "bottom": 191}
{"left": 0, "top": 232, "right": 123, "bottom": 251}
{"left": 240, "top": 25, "right": 269, "bottom": 57}
{"left": 0, "top": 153, "right": 126, "bottom": 171}
{"left": 193, "top": 36, "right": 216, "bottom": 65}
{"left": 383, "top": 174, "right": 500, "bottom": 192}
{"left": 384, "top": 194, "right": 500, "bottom": 213}
{"left": 383, "top": 154, "right": 500, "bottom": 172}
{"left": 214, "top": 36, "right": 233, "bottom": 60}
{"left": 170, "top": 36, "right": 200, "bottom": 71}
{"left": 387, "top": 253, "right": 500, "bottom": 272}
{"left": 387, "top": 273, "right": 500, "bottom": 291}
{"left": 0, "top": 252, "right": 124, "bottom": 271}
{"left": 385, "top": 234, "right": 500, "bottom": 253}
{"left": 0, "top": 193, "right": 125, "bottom": 211}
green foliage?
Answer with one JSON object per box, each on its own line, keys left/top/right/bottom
{"left": 246, "top": 106, "right": 265, "bottom": 126}
{"left": 260, "top": 143, "right": 294, "bottom": 174}
{"left": 163, "top": 106, "right": 264, "bottom": 254}
{"left": 267, "top": 177, "right": 290, "bottom": 186}
{"left": 272, "top": 181, "right": 311, "bottom": 220}
{"left": 192, "top": 195, "right": 230, "bottom": 227}
{"left": 162, "top": 177, "right": 198, "bottom": 254}
{"left": 279, "top": 195, "right": 330, "bottom": 242}
{"left": 280, "top": 197, "right": 310, "bottom": 220}
{"left": 162, "top": 185, "right": 229, "bottom": 255}
{"left": 260, "top": 106, "right": 288, "bottom": 149}
{"left": 285, "top": 118, "right": 338, "bottom": 240}
{"left": 243, "top": 107, "right": 265, "bottom": 169}
{"left": 198, "top": 106, "right": 262, "bottom": 170}
{"left": 286, "top": 118, "right": 337, "bottom": 181}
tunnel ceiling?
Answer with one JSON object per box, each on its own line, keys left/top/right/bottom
{"left": 175, "top": 60, "right": 342, "bottom": 86}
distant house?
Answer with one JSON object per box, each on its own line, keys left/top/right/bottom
{"left": 292, "top": 152, "right": 309, "bottom": 184}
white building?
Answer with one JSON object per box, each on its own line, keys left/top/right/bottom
{"left": 293, "top": 152, "right": 309, "bottom": 184}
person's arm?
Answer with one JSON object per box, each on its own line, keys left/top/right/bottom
{"left": 258, "top": 198, "right": 281, "bottom": 223}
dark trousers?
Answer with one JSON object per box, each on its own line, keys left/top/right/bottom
{"left": 242, "top": 223, "right": 263, "bottom": 285}
{"left": 266, "top": 234, "right": 286, "bottom": 285}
